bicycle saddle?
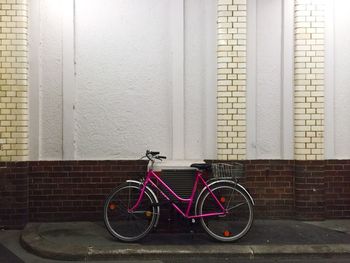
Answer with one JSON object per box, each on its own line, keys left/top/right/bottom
{"left": 190, "top": 163, "right": 211, "bottom": 171}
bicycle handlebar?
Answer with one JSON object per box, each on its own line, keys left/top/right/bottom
{"left": 145, "top": 150, "right": 166, "bottom": 161}
{"left": 147, "top": 150, "right": 160, "bottom": 156}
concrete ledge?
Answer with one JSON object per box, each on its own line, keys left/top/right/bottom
{"left": 20, "top": 222, "right": 350, "bottom": 261}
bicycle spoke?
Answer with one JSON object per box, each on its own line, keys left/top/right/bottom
{"left": 104, "top": 151, "right": 168, "bottom": 242}
{"left": 225, "top": 188, "right": 235, "bottom": 210}
{"left": 199, "top": 183, "right": 253, "bottom": 242}
{"left": 132, "top": 218, "right": 143, "bottom": 233}
{"left": 112, "top": 200, "right": 128, "bottom": 212}
{"left": 104, "top": 184, "right": 157, "bottom": 242}
{"left": 226, "top": 202, "right": 246, "bottom": 211}
{"left": 130, "top": 210, "right": 147, "bottom": 214}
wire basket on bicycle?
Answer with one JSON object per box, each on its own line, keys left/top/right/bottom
{"left": 211, "top": 162, "right": 244, "bottom": 179}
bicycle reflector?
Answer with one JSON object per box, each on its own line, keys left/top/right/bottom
{"left": 220, "top": 197, "right": 226, "bottom": 203}
{"left": 145, "top": 211, "right": 152, "bottom": 218}
{"left": 223, "top": 230, "right": 231, "bottom": 237}
{"left": 109, "top": 202, "right": 117, "bottom": 211}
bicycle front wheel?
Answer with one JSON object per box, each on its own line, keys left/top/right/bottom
{"left": 198, "top": 183, "right": 253, "bottom": 242}
{"left": 104, "top": 183, "right": 157, "bottom": 242}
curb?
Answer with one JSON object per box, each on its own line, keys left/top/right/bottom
{"left": 20, "top": 223, "right": 350, "bottom": 261}
{"left": 20, "top": 223, "right": 89, "bottom": 261}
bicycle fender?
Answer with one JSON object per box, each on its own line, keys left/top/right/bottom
{"left": 126, "top": 180, "right": 160, "bottom": 227}
{"left": 195, "top": 180, "right": 255, "bottom": 215}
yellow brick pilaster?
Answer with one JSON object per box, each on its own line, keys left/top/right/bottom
{"left": 0, "top": 0, "right": 28, "bottom": 161}
{"left": 294, "top": 0, "right": 325, "bottom": 160}
{"left": 217, "top": 0, "right": 247, "bottom": 160}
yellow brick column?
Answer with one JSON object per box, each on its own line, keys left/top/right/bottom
{"left": 217, "top": 0, "right": 246, "bottom": 160}
{"left": 0, "top": 0, "right": 28, "bottom": 161}
{"left": 294, "top": 0, "right": 325, "bottom": 160}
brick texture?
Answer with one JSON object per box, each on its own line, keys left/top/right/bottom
{"left": 1, "top": 160, "right": 350, "bottom": 230}
{"left": 0, "top": 161, "right": 28, "bottom": 229}
{"left": 217, "top": 0, "right": 247, "bottom": 160}
{"left": 242, "top": 160, "right": 295, "bottom": 218}
{"left": 294, "top": 0, "right": 325, "bottom": 160}
{"left": 27, "top": 160, "right": 148, "bottom": 222}
{"left": 295, "top": 160, "right": 325, "bottom": 220}
{"left": 325, "top": 160, "right": 350, "bottom": 218}
{"left": 0, "top": 160, "right": 148, "bottom": 229}
{"left": 0, "top": 0, "right": 28, "bottom": 161}
{"left": 207, "top": 160, "right": 296, "bottom": 218}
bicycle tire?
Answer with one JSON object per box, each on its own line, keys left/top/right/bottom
{"left": 103, "top": 182, "right": 158, "bottom": 242}
{"left": 198, "top": 183, "right": 254, "bottom": 242}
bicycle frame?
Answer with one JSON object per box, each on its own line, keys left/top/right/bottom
{"left": 129, "top": 169, "right": 227, "bottom": 219}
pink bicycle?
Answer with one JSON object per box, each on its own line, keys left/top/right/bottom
{"left": 103, "top": 150, "right": 254, "bottom": 242}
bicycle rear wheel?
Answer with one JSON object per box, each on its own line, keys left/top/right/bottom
{"left": 198, "top": 183, "right": 253, "bottom": 242}
{"left": 104, "top": 183, "right": 157, "bottom": 242}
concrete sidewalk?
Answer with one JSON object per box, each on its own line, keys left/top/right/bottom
{"left": 20, "top": 220, "right": 350, "bottom": 261}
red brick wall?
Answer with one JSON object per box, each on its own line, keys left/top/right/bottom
{"left": 28, "top": 160, "right": 148, "bottom": 222}
{"left": 295, "top": 161, "right": 325, "bottom": 220}
{"left": 325, "top": 160, "right": 350, "bottom": 218}
{"left": 0, "top": 162, "right": 28, "bottom": 229}
{"left": 1, "top": 160, "right": 350, "bottom": 230}
{"left": 205, "top": 160, "right": 349, "bottom": 220}
{"left": 244, "top": 160, "right": 295, "bottom": 218}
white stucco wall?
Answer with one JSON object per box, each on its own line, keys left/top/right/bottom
{"left": 184, "top": 0, "right": 217, "bottom": 159}
{"left": 247, "top": 0, "right": 294, "bottom": 159}
{"left": 331, "top": 0, "right": 350, "bottom": 158}
{"left": 37, "top": 0, "right": 63, "bottom": 159}
{"left": 28, "top": 0, "right": 350, "bottom": 160}
{"left": 74, "top": 0, "right": 173, "bottom": 159}
{"left": 256, "top": 0, "right": 283, "bottom": 158}
{"left": 29, "top": 0, "right": 217, "bottom": 160}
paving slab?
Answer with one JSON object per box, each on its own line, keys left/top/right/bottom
{"left": 304, "top": 220, "right": 350, "bottom": 235}
{"left": 20, "top": 220, "right": 350, "bottom": 261}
